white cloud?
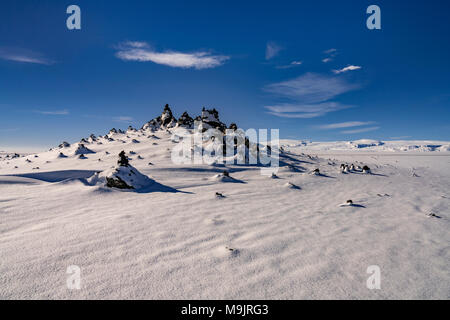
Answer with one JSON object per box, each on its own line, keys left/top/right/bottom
{"left": 333, "top": 65, "right": 362, "bottom": 74}
{"left": 317, "top": 121, "right": 375, "bottom": 130}
{"left": 115, "top": 42, "right": 229, "bottom": 69}
{"left": 265, "top": 42, "right": 283, "bottom": 60}
{"left": 341, "top": 126, "right": 380, "bottom": 134}
{"left": 265, "top": 102, "right": 351, "bottom": 118}
{"left": 322, "top": 58, "right": 332, "bottom": 63}
{"left": 0, "top": 47, "right": 53, "bottom": 65}
{"left": 35, "top": 109, "right": 69, "bottom": 115}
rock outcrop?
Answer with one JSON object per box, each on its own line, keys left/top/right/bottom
{"left": 195, "top": 107, "right": 227, "bottom": 133}
{"left": 91, "top": 151, "right": 154, "bottom": 190}
{"left": 177, "top": 111, "right": 194, "bottom": 129}
{"left": 74, "top": 143, "right": 95, "bottom": 155}
{"left": 142, "top": 104, "right": 177, "bottom": 131}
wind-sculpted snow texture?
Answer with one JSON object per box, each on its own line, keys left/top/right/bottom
{"left": 0, "top": 105, "right": 449, "bottom": 299}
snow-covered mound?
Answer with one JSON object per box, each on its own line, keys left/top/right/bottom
{"left": 89, "top": 151, "right": 154, "bottom": 190}
{"left": 73, "top": 143, "right": 95, "bottom": 155}
{"left": 210, "top": 170, "right": 241, "bottom": 183}
{"left": 284, "top": 182, "right": 300, "bottom": 189}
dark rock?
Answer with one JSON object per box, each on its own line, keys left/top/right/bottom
{"left": 118, "top": 151, "right": 129, "bottom": 167}
{"left": 106, "top": 176, "right": 133, "bottom": 189}
{"left": 177, "top": 111, "right": 194, "bottom": 128}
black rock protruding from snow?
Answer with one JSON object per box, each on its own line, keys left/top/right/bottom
{"left": 340, "top": 164, "right": 349, "bottom": 173}
{"left": 177, "top": 111, "right": 194, "bottom": 128}
{"left": 118, "top": 150, "right": 129, "bottom": 167}
{"left": 74, "top": 144, "right": 95, "bottom": 155}
{"left": 92, "top": 151, "right": 154, "bottom": 190}
{"left": 196, "top": 107, "right": 227, "bottom": 133}
{"left": 161, "top": 104, "right": 176, "bottom": 127}
{"left": 142, "top": 104, "right": 177, "bottom": 131}
{"left": 88, "top": 134, "right": 97, "bottom": 143}
{"left": 140, "top": 104, "right": 228, "bottom": 133}
{"left": 58, "top": 141, "right": 71, "bottom": 148}
{"left": 229, "top": 123, "right": 238, "bottom": 131}
{"left": 284, "top": 182, "right": 301, "bottom": 190}
{"left": 108, "top": 128, "right": 125, "bottom": 136}
{"left": 362, "top": 165, "right": 371, "bottom": 174}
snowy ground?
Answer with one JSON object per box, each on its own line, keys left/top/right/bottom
{"left": 0, "top": 133, "right": 449, "bottom": 299}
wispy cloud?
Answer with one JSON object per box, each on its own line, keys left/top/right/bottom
{"left": 324, "top": 48, "right": 337, "bottom": 55}
{"left": 266, "top": 102, "right": 351, "bottom": 118}
{"left": 264, "top": 72, "right": 359, "bottom": 118}
{"left": 122, "top": 41, "right": 148, "bottom": 48}
{"left": 317, "top": 121, "right": 375, "bottom": 130}
{"left": 333, "top": 65, "right": 362, "bottom": 74}
{"left": 276, "top": 60, "right": 303, "bottom": 69}
{"left": 0, "top": 47, "right": 53, "bottom": 65}
{"left": 265, "top": 73, "right": 359, "bottom": 103}
{"left": 0, "top": 128, "right": 20, "bottom": 133}
{"left": 83, "top": 114, "right": 135, "bottom": 123}
{"left": 34, "top": 109, "right": 69, "bottom": 115}
{"left": 265, "top": 42, "right": 283, "bottom": 60}
{"left": 112, "top": 116, "right": 134, "bottom": 123}
{"left": 115, "top": 41, "right": 229, "bottom": 69}
{"left": 341, "top": 126, "right": 380, "bottom": 134}
{"left": 322, "top": 48, "right": 338, "bottom": 63}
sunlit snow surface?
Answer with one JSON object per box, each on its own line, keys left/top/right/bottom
{"left": 0, "top": 133, "right": 449, "bottom": 299}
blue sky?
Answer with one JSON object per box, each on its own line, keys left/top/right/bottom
{"left": 0, "top": 0, "right": 449, "bottom": 151}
